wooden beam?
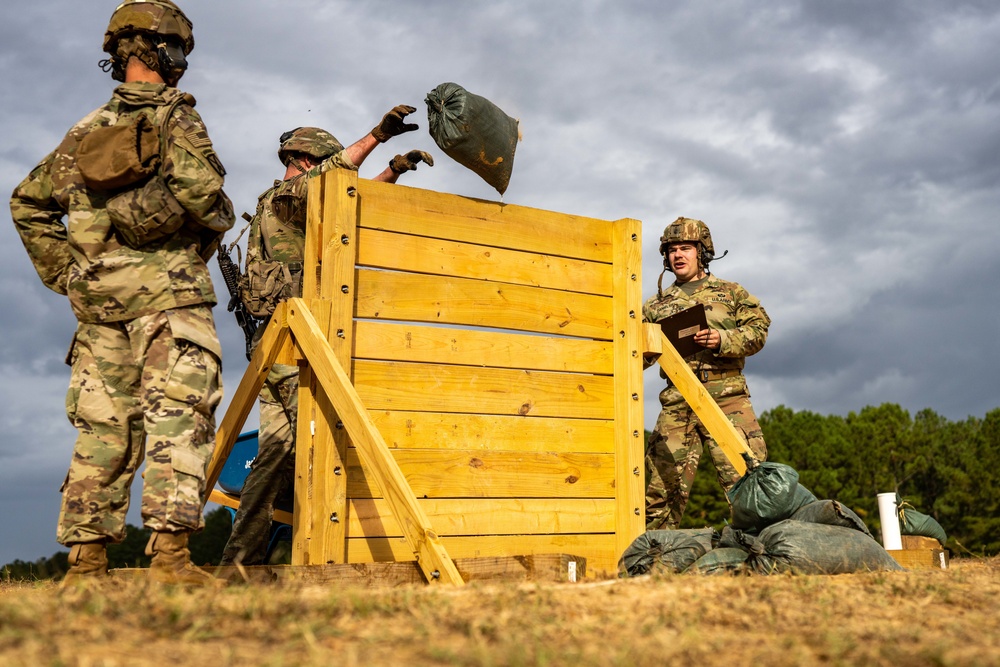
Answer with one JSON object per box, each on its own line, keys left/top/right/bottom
{"left": 285, "top": 298, "right": 464, "bottom": 585}
{"left": 205, "top": 311, "right": 292, "bottom": 493}
{"left": 643, "top": 323, "right": 753, "bottom": 475}
{"left": 612, "top": 218, "right": 646, "bottom": 561}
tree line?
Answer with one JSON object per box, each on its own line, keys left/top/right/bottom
{"left": 4, "top": 402, "right": 997, "bottom": 580}
{"left": 679, "top": 403, "right": 1000, "bottom": 557}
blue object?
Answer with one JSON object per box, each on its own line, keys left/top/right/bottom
{"left": 217, "top": 430, "right": 261, "bottom": 496}
{"left": 218, "top": 430, "right": 293, "bottom": 563}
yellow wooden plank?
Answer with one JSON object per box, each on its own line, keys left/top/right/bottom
{"left": 612, "top": 218, "right": 646, "bottom": 561}
{"left": 356, "top": 227, "right": 613, "bottom": 296}
{"left": 347, "top": 498, "right": 615, "bottom": 537}
{"left": 369, "top": 410, "right": 615, "bottom": 454}
{"left": 346, "top": 533, "right": 618, "bottom": 575}
{"left": 292, "top": 363, "right": 317, "bottom": 565}
{"left": 206, "top": 311, "right": 291, "bottom": 493}
{"left": 344, "top": 449, "right": 615, "bottom": 499}
{"left": 647, "top": 325, "right": 753, "bottom": 475}
{"left": 285, "top": 299, "right": 464, "bottom": 584}
{"left": 311, "top": 171, "right": 358, "bottom": 565}
{"left": 355, "top": 269, "right": 613, "bottom": 339}
{"left": 356, "top": 177, "right": 614, "bottom": 263}
{"left": 353, "top": 360, "right": 615, "bottom": 419}
{"left": 352, "top": 321, "right": 613, "bottom": 374}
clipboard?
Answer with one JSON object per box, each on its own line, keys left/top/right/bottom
{"left": 657, "top": 304, "right": 709, "bottom": 358}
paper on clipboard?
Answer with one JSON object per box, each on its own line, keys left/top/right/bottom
{"left": 657, "top": 304, "right": 709, "bottom": 358}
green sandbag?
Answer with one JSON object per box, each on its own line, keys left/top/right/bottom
{"left": 618, "top": 528, "right": 717, "bottom": 577}
{"left": 727, "top": 460, "right": 818, "bottom": 534}
{"left": 686, "top": 548, "right": 750, "bottom": 575}
{"left": 898, "top": 504, "right": 947, "bottom": 545}
{"left": 790, "top": 499, "right": 872, "bottom": 538}
{"left": 425, "top": 82, "right": 519, "bottom": 195}
{"left": 741, "top": 520, "right": 904, "bottom": 575}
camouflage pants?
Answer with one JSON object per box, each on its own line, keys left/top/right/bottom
{"left": 221, "top": 363, "right": 298, "bottom": 566}
{"left": 59, "top": 305, "right": 223, "bottom": 546}
{"left": 645, "top": 378, "right": 767, "bottom": 530}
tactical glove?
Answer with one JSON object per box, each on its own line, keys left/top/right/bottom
{"left": 390, "top": 150, "right": 434, "bottom": 174}
{"left": 371, "top": 105, "right": 418, "bottom": 143}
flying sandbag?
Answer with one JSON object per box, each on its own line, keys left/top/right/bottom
{"left": 425, "top": 82, "right": 519, "bottom": 195}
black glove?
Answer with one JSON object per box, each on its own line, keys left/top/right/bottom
{"left": 389, "top": 150, "right": 434, "bottom": 174}
{"left": 371, "top": 105, "right": 418, "bottom": 143}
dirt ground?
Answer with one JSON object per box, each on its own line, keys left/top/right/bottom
{"left": 2, "top": 557, "right": 998, "bottom": 667}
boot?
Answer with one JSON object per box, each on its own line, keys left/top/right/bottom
{"left": 145, "top": 531, "right": 220, "bottom": 587}
{"left": 61, "top": 542, "right": 108, "bottom": 586}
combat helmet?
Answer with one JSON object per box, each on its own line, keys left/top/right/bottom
{"left": 101, "top": 0, "right": 194, "bottom": 85}
{"left": 278, "top": 127, "right": 345, "bottom": 167}
{"left": 659, "top": 217, "right": 715, "bottom": 259}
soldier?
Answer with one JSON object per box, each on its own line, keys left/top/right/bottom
{"left": 220, "top": 122, "right": 432, "bottom": 567}
{"left": 643, "top": 217, "right": 770, "bottom": 529}
{"left": 10, "top": 0, "right": 234, "bottom": 585}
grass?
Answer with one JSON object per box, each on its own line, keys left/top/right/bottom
{"left": 1, "top": 557, "right": 998, "bottom": 666}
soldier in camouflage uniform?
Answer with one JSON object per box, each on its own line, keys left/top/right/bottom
{"left": 10, "top": 0, "right": 233, "bottom": 585}
{"left": 220, "top": 122, "right": 432, "bottom": 566}
{"left": 643, "top": 218, "right": 770, "bottom": 529}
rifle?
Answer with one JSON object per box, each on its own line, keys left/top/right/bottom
{"left": 217, "top": 214, "right": 260, "bottom": 361}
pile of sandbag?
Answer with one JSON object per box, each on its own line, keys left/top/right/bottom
{"left": 620, "top": 459, "right": 904, "bottom": 577}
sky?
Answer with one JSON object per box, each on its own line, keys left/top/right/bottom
{"left": 1, "top": 0, "right": 998, "bottom": 566}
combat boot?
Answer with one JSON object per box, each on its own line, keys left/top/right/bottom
{"left": 61, "top": 542, "right": 108, "bottom": 586}
{"left": 145, "top": 531, "right": 220, "bottom": 587}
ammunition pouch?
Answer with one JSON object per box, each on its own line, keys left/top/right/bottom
{"left": 77, "top": 113, "right": 161, "bottom": 190}
{"left": 241, "top": 259, "right": 303, "bottom": 319}
{"left": 105, "top": 175, "right": 187, "bottom": 247}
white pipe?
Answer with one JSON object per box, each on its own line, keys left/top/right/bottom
{"left": 877, "top": 492, "right": 903, "bottom": 550}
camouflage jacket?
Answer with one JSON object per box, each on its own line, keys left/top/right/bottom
{"left": 10, "top": 82, "right": 234, "bottom": 323}
{"left": 642, "top": 273, "right": 770, "bottom": 373}
{"left": 242, "top": 152, "right": 356, "bottom": 316}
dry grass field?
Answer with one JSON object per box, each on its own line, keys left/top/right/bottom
{"left": 2, "top": 557, "right": 998, "bottom": 667}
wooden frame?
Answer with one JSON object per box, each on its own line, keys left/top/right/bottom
{"left": 206, "top": 168, "right": 646, "bottom": 581}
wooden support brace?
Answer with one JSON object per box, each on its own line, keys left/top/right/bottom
{"left": 284, "top": 298, "right": 465, "bottom": 585}
{"left": 642, "top": 323, "right": 753, "bottom": 476}
{"left": 205, "top": 310, "right": 293, "bottom": 493}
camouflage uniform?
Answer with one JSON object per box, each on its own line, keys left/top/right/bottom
{"left": 643, "top": 273, "right": 770, "bottom": 529}
{"left": 221, "top": 148, "right": 356, "bottom": 566}
{"left": 10, "top": 81, "right": 234, "bottom": 546}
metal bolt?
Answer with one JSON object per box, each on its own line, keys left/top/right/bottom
{"left": 430, "top": 570, "right": 440, "bottom": 580}
{"left": 335, "top": 421, "right": 344, "bottom": 430}
{"left": 629, "top": 310, "right": 635, "bottom": 318}
{"left": 633, "top": 467, "right": 640, "bottom": 476}
{"left": 634, "top": 508, "right": 641, "bottom": 516}
{"left": 632, "top": 350, "right": 638, "bottom": 357}
{"left": 336, "top": 329, "right": 345, "bottom": 338}
{"left": 334, "top": 466, "right": 342, "bottom": 476}
{"left": 347, "top": 186, "right": 357, "bottom": 197}
{"left": 330, "top": 512, "right": 339, "bottom": 523}
{"left": 632, "top": 393, "right": 639, "bottom": 401}
{"left": 341, "top": 285, "right": 349, "bottom": 294}
{"left": 631, "top": 274, "right": 637, "bottom": 281}
{"left": 631, "top": 233, "right": 637, "bottom": 241}
{"left": 341, "top": 234, "right": 350, "bottom": 245}
{"left": 633, "top": 430, "right": 639, "bottom": 437}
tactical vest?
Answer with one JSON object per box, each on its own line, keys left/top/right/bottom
{"left": 240, "top": 175, "right": 309, "bottom": 318}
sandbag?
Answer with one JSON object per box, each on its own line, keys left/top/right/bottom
{"left": 686, "top": 547, "right": 750, "bottom": 575}
{"left": 899, "top": 504, "right": 947, "bottom": 545}
{"left": 790, "top": 500, "right": 872, "bottom": 537}
{"left": 425, "top": 82, "right": 519, "bottom": 195}
{"left": 727, "top": 460, "right": 817, "bottom": 534}
{"left": 740, "top": 520, "right": 904, "bottom": 575}
{"left": 618, "top": 528, "right": 717, "bottom": 577}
